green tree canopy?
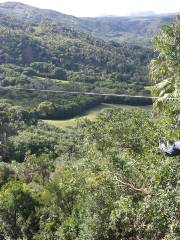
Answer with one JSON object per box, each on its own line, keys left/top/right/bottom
{"left": 150, "top": 17, "right": 180, "bottom": 116}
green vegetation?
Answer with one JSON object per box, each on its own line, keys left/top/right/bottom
{"left": 0, "top": 21, "right": 152, "bottom": 118}
{"left": 0, "top": 102, "right": 180, "bottom": 239}
{"left": 0, "top": 2, "right": 176, "bottom": 119}
{"left": 149, "top": 16, "right": 180, "bottom": 115}
{"left": 45, "top": 104, "right": 121, "bottom": 127}
{"left": 44, "top": 104, "right": 114, "bottom": 128}
{"left": 0, "top": 4, "right": 180, "bottom": 240}
{"left": 81, "top": 14, "right": 177, "bottom": 45}
{"left": 0, "top": 2, "right": 168, "bottom": 120}
{"left": 0, "top": 2, "right": 176, "bottom": 46}
{"left": 44, "top": 103, "right": 151, "bottom": 128}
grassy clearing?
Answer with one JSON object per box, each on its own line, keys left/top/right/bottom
{"left": 55, "top": 79, "right": 70, "bottom": 84}
{"left": 44, "top": 104, "right": 152, "bottom": 128}
{"left": 44, "top": 104, "right": 113, "bottom": 128}
{"left": 32, "top": 76, "right": 70, "bottom": 84}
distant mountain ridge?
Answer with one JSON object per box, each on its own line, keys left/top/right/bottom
{"left": 130, "top": 11, "right": 156, "bottom": 17}
{"left": 0, "top": 1, "right": 178, "bottom": 45}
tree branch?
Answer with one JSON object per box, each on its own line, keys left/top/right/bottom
{"left": 115, "top": 179, "right": 151, "bottom": 195}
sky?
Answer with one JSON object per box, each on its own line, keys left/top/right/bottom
{"left": 0, "top": 0, "right": 179, "bottom": 17}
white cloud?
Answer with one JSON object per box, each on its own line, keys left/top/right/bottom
{"left": 0, "top": 0, "right": 179, "bottom": 17}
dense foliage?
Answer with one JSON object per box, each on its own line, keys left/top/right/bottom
{"left": 0, "top": 103, "right": 180, "bottom": 239}
{"left": 0, "top": 4, "right": 180, "bottom": 240}
{"left": 150, "top": 17, "right": 180, "bottom": 117}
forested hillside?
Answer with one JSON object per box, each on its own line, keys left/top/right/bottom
{"left": 81, "top": 14, "right": 177, "bottom": 45}
{"left": 0, "top": 5, "right": 180, "bottom": 240}
{"left": 0, "top": 2, "right": 177, "bottom": 45}
{"left": 0, "top": 2, "right": 79, "bottom": 27}
{"left": 0, "top": 2, "right": 177, "bottom": 119}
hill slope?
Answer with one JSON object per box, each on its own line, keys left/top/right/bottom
{"left": 0, "top": 1, "right": 80, "bottom": 27}
{"left": 81, "top": 14, "right": 177, "bottom": 44}
{"left": 0, "top": 2, "right": 177, "bottom": 118}
{"left": 0, "top": 1, "right": 177, "bottom": 45}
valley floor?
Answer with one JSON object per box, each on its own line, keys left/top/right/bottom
{"left": 44, "top": 103, "right": 152, "bottom": 128}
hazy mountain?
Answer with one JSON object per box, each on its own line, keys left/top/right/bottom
{"left": 80, "top": 14, "right": 177, "bottom": 44}
{"left": 130, "top": 11, "right": 156, "bottom": 17}
{"left": 0, "top": 1, "right": 178, "bottom": 45}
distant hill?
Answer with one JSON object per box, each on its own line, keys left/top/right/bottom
{"left": 0, "top": 1, "right": 178, "bottom": 45}
{"left": 130, "top": 11, "right": 156, "bottom": 17}
{"left": 0, "top": 1, "right": 80, "bottom": 27}
{"left": 80, "top": 14, "right": 177, "bottom": 44}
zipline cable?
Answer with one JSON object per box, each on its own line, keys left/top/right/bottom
{"left": 0, "top": 86, "right": 179, "bottom": 100}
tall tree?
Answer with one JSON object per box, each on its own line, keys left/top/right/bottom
{"left": 0, "top": 182, "right": 39, "bottom": 240}
{"left": 149, "top": 17, "right": 180, "bottom": 117}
